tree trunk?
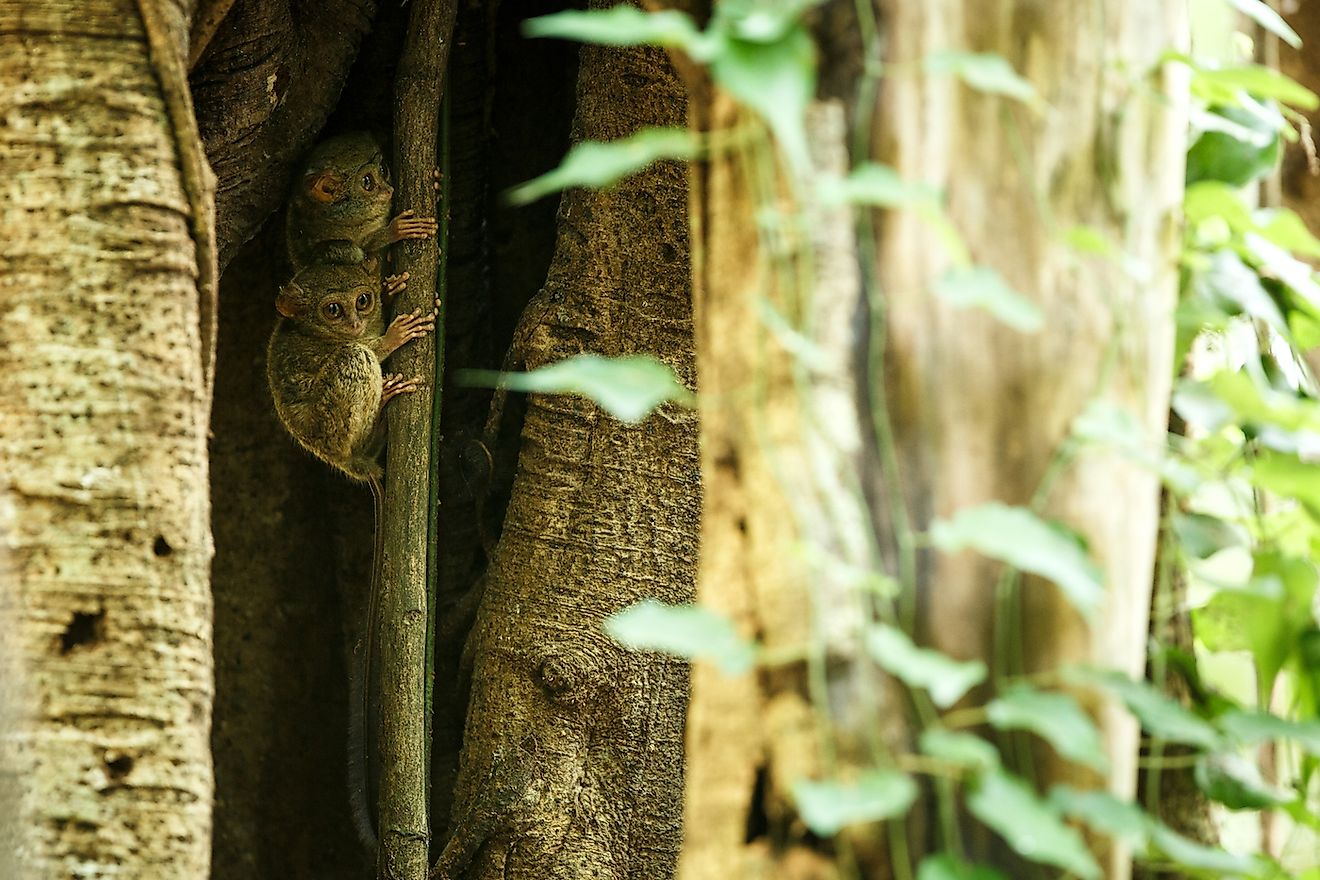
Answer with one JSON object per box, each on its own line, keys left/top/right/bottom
{"left": 0, "top": 1, "right": 215, "bottom": 876}
{"left": 437, "top": 33, "right": 697, "bottom": 880}
{"left": 876, "top": 2, "right": 1186, "bottom": 876}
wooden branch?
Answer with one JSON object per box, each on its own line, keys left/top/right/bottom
{"left": 187, "top": 0, "right": 238, "bottom": 69}
{"left": 133, "top": 0, "right": 219, "bottom": 401}
{"left": 379, "top": 0, "right": 458, "bottom": 877}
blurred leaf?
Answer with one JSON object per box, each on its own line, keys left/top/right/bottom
{"left": 987, "top": 687, "right": 1108, "bottom": 772}
{"left": 710, "top": 28, "right": 815, "bottom": 172}
{"left": 1148, "top": 824, "right": 1266, "bottom": 875}
{"left": 524, "top": 7, "right": 703, "bottom": 50}
{"left": 1243, "top": 232, "right": 1320, "bottom": 309}
{"left": 1218, "top": 709, "right": 1320, "bottom": 756}
{"left": 1253, "top": 451, "right": 1320, "bottom": 519}
{"left": 1070, "top": 400, "right": 1150, "bottom": 457}
{"left": 966, "top": 770, "right": 1100, "bottom": 880}
{"left": 1172, "top": 379, "right": 1235, "bottom": 433}
{"left": 919, "top": 729, "right": 1000, "bottom": 771}
{"left": 916, "top": 854, "right": 1009, "bottom": 880}
{"left": 1067, "top": 668, "right": 1222, "bottom": 749}
{"left": 924, "top": 52, "right": 1039, "bottom": 104}
{"left": 1048, "top": 786, "right": 1151, "bottom": 849}
{"left": 866, "top": 625, "right": 987, "bottom": 708}
{"left": 508, "top": 128, "right": 699, "bottom": 204}
{"left": 931, "top": 503, "right": 1103, "bottom": 618}
{"left": 933, "top": 267, "right": 1043, "bottom": 332}
{"left": 792, "top": 770, "right": 917, "bottom": 836}
{"left": 1222, "top": 0, "right": 1302, "bottom": 49}
{"left": 1205, "top": 370, "right": 1320, "bottom": 433}
{"left": 1190, "top": 251, "right": 1288, "bottom": 334}
{"left": 1186, "top": 105, "right": 1281, "bottom": 187}
{"left": 1190, "top": 63, "right": 1318, "bottom": 110}
{"left": 1256, "top": 208, "right": 1320, "bottom": 259}
{"left": 1195, "top": 752, "right": 1292, "bottom": 810}
{"left": 463, "top": 354, "right": 693, "bottom": 424}
{"left": 1184, "top": 180, "right": 1253, "bottom": 231}
{"left": 818, "top": 163, "right": 941, "bottom": 209}
{"left": 1062, "top": 225, "right": 1116, "bottom": 257}
{"left": 1172, "top": 512, "right": 1243, "bottom": 560}
{"left": 604, "top": 600, "right": 756, "bottom": 673}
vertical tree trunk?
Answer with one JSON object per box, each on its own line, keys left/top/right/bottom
{"left": 877, "top": 2, "right": 1186, "bottom": 875}
{"left": 438, "top": 33, "right": 697, "bottom": 880}
{"left": 0, "top": 1, "right": 215, "bottom": 876}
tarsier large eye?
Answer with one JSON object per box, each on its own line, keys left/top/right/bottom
{"left": 324, "top": 302, "right": 343, "bottom": 319}
{"left": 356, "top": 292, "right": 372, "bottom": 312}
{"left": 362, "top": 172, "right": 375, "bottom": 192}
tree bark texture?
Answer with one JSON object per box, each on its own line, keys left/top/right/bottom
{"left": 0, "top": 1, "right": 215, "bottom": 876}
{"left": 876, "top": 2, "right": 1186, "bottom": 876}
{"left": 681, "top": 85, "right": 906, "bottom": 880}
{"left": 438, "top": 36, "right": 698, "bottom": 880}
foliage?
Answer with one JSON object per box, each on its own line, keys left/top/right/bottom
{"left": 518, "top": 0, "right": 1320, "bottom": 876}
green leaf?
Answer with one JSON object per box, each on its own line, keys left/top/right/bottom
{"left": 1188, "top": 106, "right": 1277, "bottom": 189}
{"left": 966, "top": 770, "right": 1100, "bottom": 880}
{"left": 1186, "top": 105, "right": 1281, "bottom": 187}
{"left": 1253, "top": 451, "right": 1320, "bottom": 520}
{"left": 709, "top": 28, "right": 815, "bottom": 173}
{"left": 987, "top": 687, "right": 1108, "bottom": 772}
{"left": 462, "top": 354, "right": 694, "bottom": 424}
{"left": 817, "top": 163, "right": 942, "bottom": 209}
{"left": 792, "top": 770, "right": 918, "bottom": 836}
{"left": 1172, "top": 511, "right": 1242, "bottom": 560}
{"left": 1062, "top": 225, "right": 1116, "bottom": 257}
{"left": 866, "top": 625, "right": 987, "bottom": 708}
{"left": 1195, "top": 752, "right": 1292, "bottom": 810}
{"left": 1256, "top": 208, "right": 1320, "bottom": 259}
{"left": 1066, "top": 668, "right": 1222, "bottom": 749}
{"left": 1218, "top": 709, "right": 1320, "bottom": 756}
{"left": 1191, "top": 63, "right": 1318, "bottom": 110}
{"left": 1190, "top": 251, "right": 1288, "bottom": 334}
{"left": 1184, "top": 180, "right": 1253, "bottom": 232}
{"left": 918, "top": 729, "right": 1000, "bottom": 772}
{"left": 931, "top": 503, "right": 1104, "bottom": 618}
{"left": 1221, "top": 0, "right": 1302, "bottom": 49}
{"left": 1070, "top": 400, "right": 1150, "bottom": 456}
{"left": 524, "top": 7, "right": 703, "bottom": 50}
{"left": 508, "top": 128, "right": 698, "bottom": 205}
{"left": 933, "top": 267, "right": 1043, "bottom": 332}
{"left": 1243, "top": 232, "right": 1320, "bottom": 308}
{"left": 1048, "top": 786, "right": 1151, "bottom": 849}
{"left": 1203, "top": 370, "right": 1320, "bottom": 434}
{"left": 1148, "top": 824, "right": 1266, "bottom": 875}
{"left": 923, "top": 52, "right": 1039, "bottom": 105}
{"left": 603, "top": 600, "right": 757, "bottom": 673}
{"left": 916, "top": 854, "right": 1009, "bottom": 880}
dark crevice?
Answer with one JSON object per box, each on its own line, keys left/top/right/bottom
{"left": 59, "top": 610, "right": 105, "bottom": 655}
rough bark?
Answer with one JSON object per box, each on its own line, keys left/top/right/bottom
{"left": 0, "top": 1, "right": 214, "bottom": 875}
{"left": 876, "top": 2, "right": 1186, "bottom": 876}
{"left": 438, "top": 35, "right": 697, "bottom": 880}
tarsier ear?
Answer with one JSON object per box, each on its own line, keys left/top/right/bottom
{"left": 275, "top": 287, "right": 301, "bottom": 318}
{"left": 306, "top": 169, "right": 342, "bottom": 204}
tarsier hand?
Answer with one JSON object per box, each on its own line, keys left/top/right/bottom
{"left": 388, "top": 210, "right": 437, "bottom": 243}
{"left": 380, "top": 372, "right": 424, "bottom": 407}
{"left": 383, "top": 272, "right": 409, "bottom": 298}
{"left": 381, "top": 298, "right": 440, "bottom": 355}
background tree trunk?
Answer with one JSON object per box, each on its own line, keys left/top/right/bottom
{"left": 0, "top": 1, "right": 215, "bottom": 875}
{"left": 439, "top": 32, "right": 698, "bottom": 880}
{"left": 876, "top": 2, "right": 1186, "bottom": 875}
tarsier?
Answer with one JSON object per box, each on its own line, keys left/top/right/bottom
{"left": 285, "top": 131, "right": 437, "bottom": 272}
{"left": 268, "top": 131, "right": 439, "bottom": 856}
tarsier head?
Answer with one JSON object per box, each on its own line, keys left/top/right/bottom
{"left": 296, "top": 132, "right": 394, "bottom": 222}
{"left": 276, "top": 262, "right": 379, "bottom": 340}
